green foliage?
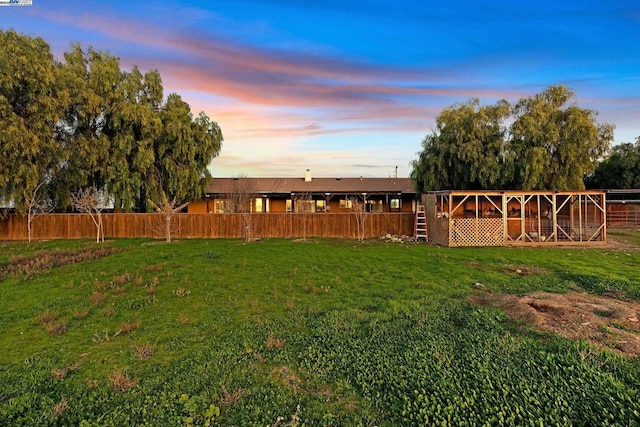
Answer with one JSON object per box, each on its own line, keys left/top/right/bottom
{"left": 0, "top": 29, "right": 67, "bottom": 211}
{"left": 0, "top": 237, "right": 639, "bottom": 425}
{"left": 510, "top": 85, "right": 613, "bottom": 190}
{"left": 586, "top": 137, "right": 640, "bottom": 189}
{"left": 294, "top": 302, "right": 640, "bottom": 425}
{"left": 151, "top": 95, "right": 222, "bottom": 208}
{"left": 411, "top": 99, "right": 511, "bottom": 191}
{"left": 179, "top": 394, "right": 220, "bottom": 426}
{"left": 0, "top": 31, "right": 223, "bottom": 212}
{"left": 411, "top": 85, "right": 614, "bottom": 191}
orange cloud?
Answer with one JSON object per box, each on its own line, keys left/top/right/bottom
{"left": 43, "top": 6, "right": 629, "bottom": 178}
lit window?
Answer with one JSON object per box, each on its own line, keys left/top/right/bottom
{"left": 339, "top": 199, "right": 353, "bottom": 209}
{"left": 390, "top": 199, "right": 400, "bottom": 209}
{"left": 286, "top": 200, "right": 293, "bottom": 213}
{"left": 214, "top": 199, "right": 227, "bottom": 213}
{"left": 254, "top": 198, "right": 263, "bottom": 213}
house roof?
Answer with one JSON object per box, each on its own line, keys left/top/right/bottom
{"left": 205, "top": 177, "right": 416, "bottom": 195}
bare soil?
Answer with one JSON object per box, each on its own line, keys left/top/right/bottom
{"left": 470, "top": 291, "right": 640, "bottom": 357}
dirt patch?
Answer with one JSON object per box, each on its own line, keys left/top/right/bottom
{"left": 470, "top": 291, "right": 640, "bottom": 357}
{"left": 270, "top": 365, "right": 303, "bottom": 391}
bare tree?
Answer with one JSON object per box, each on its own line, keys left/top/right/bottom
{"left": 221, "top": 176, "right": 258, "bottom": 242}
{"left": 294, "top": 192, "right": 314, "bottom": 241}
{"left": 72, "top": 187, "right": 107, "bottom": 243}
{"left": 148, "top": 193, "right": 189, "bottom": 243}
{"left": 349, "top": 196, "right": 367, "bottom": 242}
{"left": 24, "top": 181, "right": 53, "bottom": 243}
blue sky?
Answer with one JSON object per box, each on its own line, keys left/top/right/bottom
{"left": 1, "top": 0, "right": 639, "bottom": 178}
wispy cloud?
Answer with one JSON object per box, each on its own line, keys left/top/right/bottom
{"left": 26, "top": 3, "right": 638, "bottom": 178}
{"left": 38, "top": 7, "right": 521, "bottom": 109}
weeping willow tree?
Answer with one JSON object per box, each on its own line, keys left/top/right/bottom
{"left": 509, "top": 85, "right": 614, "bottom": 190}
{"left": 0, "top": 30, "right": 67, "bottom": 212}
{"left": 411, "top": 98, "right": 511, "bottom": 191}
{"left": 0, "top": 30, "right": 223, "bottom": 213}
{"left": 411, "top": 85, "right": 614, "bottom": 192}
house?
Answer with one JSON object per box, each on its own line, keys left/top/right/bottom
{"left": 425, "top": 190, "right": 607, "bottom": 247}
{"left": 188, "top": 170, "right": 418, "bottom": 214}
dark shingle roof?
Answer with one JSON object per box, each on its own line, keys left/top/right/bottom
{"left": 206, "top": 177, "right": 416, "bottom": 195}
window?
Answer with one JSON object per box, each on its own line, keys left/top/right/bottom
{"left": 390, "top": 199, "right": 400, "bottom": 209}
{"left": 286, "top": 199, "right": 293, "bottom": 213}
{"left": 296, "top": 200, "right": 316, "bottom": 213}
{"left": 214, "top": 199, "right": 228, "bottom": 213}
{"left": 316, "top": 200, "right": 326, "bottom": 212}
{"left": 253, "top": 198, "right": 263, "bottom": 213}
{"left": 367, "top": 199, "right": 383, "bottom": 213}
{"left": 339, "top": 199, "right": 353, "bottom": 209}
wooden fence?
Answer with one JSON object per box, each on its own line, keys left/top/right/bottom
{"left": 607, "top": 211, "right": 640, "bottom": 229}
{"left": 0, "top": 212, "right": 415, "bottom": 241}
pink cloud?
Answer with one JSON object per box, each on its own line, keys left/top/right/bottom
{"left": 38, "top": 7, "right": 524, "bottom": 110}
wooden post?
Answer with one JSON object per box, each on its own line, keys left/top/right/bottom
{"left": 552, "top": 194, "right": 557, "bottom": 243}
{"left": 602, "top": 193, "right": 607, "bottom": 242}
{"left": 502, "top": 194, "right": 507, "bottom": 244}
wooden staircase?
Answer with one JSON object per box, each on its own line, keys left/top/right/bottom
{"left": 414, "top": 205, "right": 428, "bottom": 241}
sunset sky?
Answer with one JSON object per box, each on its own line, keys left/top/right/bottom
{"left": 1, "top": 1, "right": 639, "bottom": 178}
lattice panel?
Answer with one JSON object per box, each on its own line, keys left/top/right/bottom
{"left": 450, "top": 218, "right": 504, "bottom": 247}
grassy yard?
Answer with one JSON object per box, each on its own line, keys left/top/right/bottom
{"left": 1, "top": 232, "right": 639, "bottom": 425}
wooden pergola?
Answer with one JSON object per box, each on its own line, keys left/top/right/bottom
{"left": 424, "top": 190, "right": 606, "bottom": 247}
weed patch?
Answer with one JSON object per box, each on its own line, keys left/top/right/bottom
{"left": 173, "top": 287, "right": 190, "bottom": 297}
{"left": 132, "top": 342, "right": 156, "bottom": 360}
{"left": 88, "top": 291, "right": 107, "bottom": 305}
{"left": 266, "top": 332, "right": 285, "bottom": 349}
{"left": 108, "top": 369, "right": 139, "bottom": 392}
{"left": 0, "top": 245, "right": 121, "bottom": 280}
{"left": 44, "top": 319, "right": 69, "bottom": 336}
{"left": 35, "top": 310, "right": 58, "bottom": 324}
{"left": 52, "top": 361, "right": 81, "bottom": 380}
{"left": 72, "top": 308, "right": 89, "bottom": 319}
{"left": 215, "top": 385, "right": 247, "bottom": 406}
{"left": 117, "top": 320, "right": 141, "bottom": 336}
{"left": 50, "top": 396, "right": 69, "bottom": 418}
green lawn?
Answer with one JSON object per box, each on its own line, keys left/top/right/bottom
{"left": 1, "top": 233, "right": 639, "bottom": 425}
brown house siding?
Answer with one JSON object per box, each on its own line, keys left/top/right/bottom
{"left": 190, "top": 176, "right": 418, "bottom": 215}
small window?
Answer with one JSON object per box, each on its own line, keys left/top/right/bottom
{"left": 286, "top": 199, "right": 293, "bottom": 213}
{"left": 339, "top": 199, "right": 353, "bottom": 209}
{"left": 367, "top": 200, "right": 383, "bottom": 213}
{"left": 253, "top": 198, "right": 263, "bottom": 213}
{"left": 390, "top": 199, "right": 400, "bottom": 209}
{"left": 296, "top": 200, "right": 316, "bottom": 213}
{"left": 316, "top": 200, "right": 326, "bottom": 212}
{"left": 214, "top": 199, "right": 227, "bottom": 213}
